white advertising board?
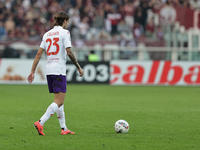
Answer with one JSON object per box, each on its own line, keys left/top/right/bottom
{"left": 110, "top": 60, "right": 200, "bottom": 85}
{"left": 1, "top": 59, "right": 200, "bottom": 85}
{"left": 0, "top": 59, "right": 47, "bottom": 84}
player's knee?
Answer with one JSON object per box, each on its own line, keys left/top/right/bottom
{"left": 58, "top": 102, "right": 63, "bottom": 107}
{"left": 54, "top": 100, "right": 64, "bottom": 107}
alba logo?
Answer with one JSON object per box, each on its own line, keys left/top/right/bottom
{"left": 110, "top": 61, "right": 200, "bottom": 85}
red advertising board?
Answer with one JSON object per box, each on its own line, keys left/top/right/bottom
{"left": 110, "top": 61, "right": 200, "bottom": 85}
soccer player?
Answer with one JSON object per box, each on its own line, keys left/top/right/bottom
{"left": 27, "top": 11, "right": 84, "bottom": 136}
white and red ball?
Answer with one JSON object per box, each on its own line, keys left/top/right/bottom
{"left": 114, "top": 119, "right": 129, "bottom": 133}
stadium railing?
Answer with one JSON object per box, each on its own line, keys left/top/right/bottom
{"left": 0, "top": 45, "right": 200, "bottom": 61}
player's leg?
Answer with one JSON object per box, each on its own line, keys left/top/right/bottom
{"left": 34, "top": 101, "right": 59, "bottom": 135}
{"left": 38, "top": 75, "right": 61, "bottom": 126}
{"left": 57, "top": 107, "right": 74, "bottom": 135}
{"left": 52, "top": 77, "right": 66, "bottom": 128}
{"left": 33, "top": 75, "right": 60, "bottom": 135}
{"left": 51, "top": 75, "right": 74, "bottom": 134}
{"left": 34, "top": 92, "right": 65, "bottom": 135}
{"left": 56, "top": 104, "right": 67, "bottom": 130}
{"left": 53, "top": 74, "right": 67, "bottom": 107}
{"left": 53, "top": 77, "right": 74, "bottom": 134}
{"left": 39, "top": 101, "right": 59, "bottom": 125}
{"left": 54, "top": 92, "right": 65, "bottom": 107}
{"left": 56, "top": 102, "right": 74, "bottom": 134}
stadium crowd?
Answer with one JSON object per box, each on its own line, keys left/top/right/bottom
{"left": 0, "top": 0, "right": 199, "bottom": 41}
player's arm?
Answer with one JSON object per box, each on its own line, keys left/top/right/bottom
{"left": 66, "top": 47, "right": 84, "bottom": 77}
{"left": 27, "top": 47, "right": 45, "bottom": 84}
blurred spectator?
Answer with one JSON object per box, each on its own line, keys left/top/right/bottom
{"left": 68, "top": 6, "right": 81, "bottom": 28}
{"left": 184, "top": 1, "right": 191, "bottom": 8}
{"left": 89, "top": 9, "right": 105, "bottom": 40}
{"left": 134, "top": 7, "right": 144, "bottom": 32}
{"left": 21, "top": 26, "right": 30, "bottom": 40}
{"left": 178, "top": 0, "right": 185, "bottom": 6}
{"left": 88, "top": 50, "right": 99, "bottom": 62}
{"left": 4, "top": 15, "right": 15, "bottom": 33}
{"left": 22, "top": 0, "right": 31, "bottom": 11}
{"left": 107, "top": 8, "right": 121, "bottom": 35}
{"left": 26, "top": 7, "right": 35, "bottom": 21}
{"left": 105, "top": 17, "right": 112, "bottom": 33}
{"left": 83, "top": 0, "right": 96, "bottom": 25}
{"left": 117, "top": 19, "right": 128, "bottom": 34}
{"left": 78, "top": 17, "right": 89, "bottom": 39}
{"left": 149, "top": 0, "right": 163, "bottom": 10}
{"left": 145, "top": 17, "right": 155, "bottom": 37}
{"left": 49, "top": 1, "right": 62, "bottom": 14}
{"left": 133, "top": 22, "right": 143, "bottom": 39}
{"left": 190, "top": 0, "right": 200, "bottom": 9}
{"left": 0, "top": 21, "right": 7, "bottom": 40}
{"left": 156, "top": 26, "right": 164, "bottom": 40}
{"left": 119, "top": 33, "right": 137, "bottom": 59}
{"left": 170, "top": 0, "right": 182, "bottom": 7}
{"left": 40, "top": 7, "right": 48, "bottom": 23}
{"left": 70, "top": 0, "right": 77, "bottom": 7}
{"left": 69, "top": 21, "right": 80, "bottom": 40}
{"left": 14, "top": 26, "right": 23, "bottom": 39}
{"left": 0, "top": 0, "right": 196, "bottom": 42}
{"left": 5, "top": 0, "right": 12, "bottom": 10}
{"left": 159, "top": 0, "right": 176, "bottom": 25}
{"left": 93, "top": 9, "right": 105, "bottom": 30}
{"left": 140, "top": 1, "right": 151, "bottom": 33}
{"left": 7, "top": 30, "right": 16, "bottom": 40}
{"left": 124, "top": 1, "right": 134, "bottom": 31}
{"left": 96, "top": 29, "right": 112, "bottom": 40}
{"left": 36, "top": 0, "right": 48, "bottom": 8}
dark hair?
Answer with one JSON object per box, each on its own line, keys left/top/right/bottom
{"left": 53, "top": 11, "right": 69, "bottom": 26}
{"left": 90, "top": 50, "right": 95, "bottom": 54}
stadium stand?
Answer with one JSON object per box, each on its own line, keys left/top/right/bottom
{"left": 0, "top": 0, "right": 200, "bottom": 61}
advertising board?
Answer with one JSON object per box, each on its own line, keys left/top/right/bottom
{"left": 66, "top": 62, "right": 109, "bottom": 84}
{"left": 0, "top": 59, "right": 46, "bottom": 84}
{"left": 0, "top": 59, "right": 109, "bottom": 84}
{"left": 110, "top": 61, "right": 200, "bottom": 85}
{"left": 0, "top": 59, "right": 199, "bottom": 85}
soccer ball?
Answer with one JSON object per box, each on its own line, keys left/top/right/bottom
{"left": 114, "top": 119, "right": 129, "bottom": 133}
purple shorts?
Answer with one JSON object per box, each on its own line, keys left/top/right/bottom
{"left": 46, "top": 75, "right": 67, "bottom": 93}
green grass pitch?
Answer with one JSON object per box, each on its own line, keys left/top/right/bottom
{"left": 0, "top": 84, "right": 200, "bottom": 150}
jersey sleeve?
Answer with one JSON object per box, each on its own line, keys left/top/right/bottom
{"left": 63, "top": 31, "right": 72, "bottom": 48}
{"left": 40, "top": 40, "right": 45, "bottom": 49}
{"left": 40, "top": 35, "right": 46, "bottom": 49}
